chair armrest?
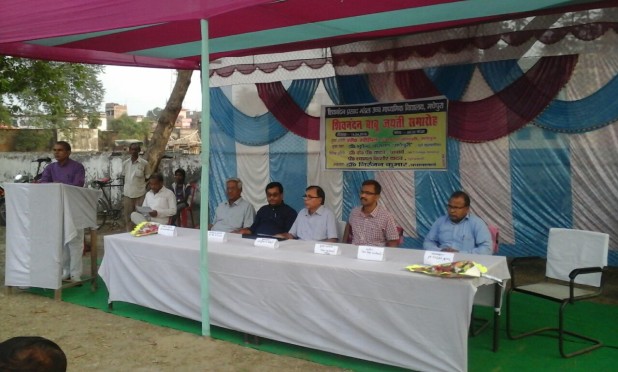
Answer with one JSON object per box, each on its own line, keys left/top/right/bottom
{"left": 509, "top": 256, "right": 544, "bottom": 288}
{"left": 568, "top": 266, "right": 603, "bottom": 280}
{"left": 568, "top": 266, "right": 606, "bottom": 302}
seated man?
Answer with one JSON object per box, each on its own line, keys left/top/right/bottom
{"left": 423, "top": 190, "right": 492, "bottom": 255}
{"left": 209, "top": 177, "right": 255, "bottom": 232}
{"left": 131, "top": 173, "right": 177, "bottom": 225}
{"left": 0, "top": 336, "right": 67, "bottom": 372}
{"left": 343, "top": 179, "right": 400, "bottom": 247}
{"left": 238, "top": 182, "right": 297, "bottom": 236}
{"left": 277, "top": 185, "right": 338, "bottom": 242}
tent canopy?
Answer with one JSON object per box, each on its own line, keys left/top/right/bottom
{"left": 1, "top": 0, "right": 614, "bottom": 69}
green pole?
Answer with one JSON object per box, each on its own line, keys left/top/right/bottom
{"left": 199, "top": 19, "right": 211, "bottom": 337}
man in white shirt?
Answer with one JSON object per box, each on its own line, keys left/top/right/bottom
{"left": 209, "top": 177, "right": 255, "bottom": 232}
{"left": 121, "top": 143, "right": 152, "bottom": 231}
{"left": 131, "top": 173, "right": 177, "bottom": 225}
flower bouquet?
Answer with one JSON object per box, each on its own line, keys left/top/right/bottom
{"left": 130, "top": 221, "right": 160, "bottom": 237}
{"left": 405, "top": 260, "right": 487, "bottom": 279}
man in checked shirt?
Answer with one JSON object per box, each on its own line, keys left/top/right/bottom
{"left": 343, "top": 179, "right": 400, "bottom": 247}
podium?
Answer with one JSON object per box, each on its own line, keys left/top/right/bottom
{"left": 4, "top": 183, "right": 100, "bottom": 299}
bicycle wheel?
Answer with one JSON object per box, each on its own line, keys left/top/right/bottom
{"left": 96, "top": 198, "right": 109, "bottom": 229}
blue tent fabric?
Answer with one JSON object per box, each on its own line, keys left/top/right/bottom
{"left": 425, "top": 64, "right": 475, "bottom": 100}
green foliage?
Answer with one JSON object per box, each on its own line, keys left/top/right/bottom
{"left": 109, "top": 114, "right": 151, "bottom": 142}
{"left": 13, "top": 129, "right": 55, "bottom": 151}
{"left": 146, "top": 107, "right": 163, "bottom": 121}
{"left": 0, "top": 56, "right": 104, "bottom": 128}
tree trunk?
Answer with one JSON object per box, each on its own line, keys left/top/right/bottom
{"left": 144, "top": 69, "right": 194, "bottom": 172}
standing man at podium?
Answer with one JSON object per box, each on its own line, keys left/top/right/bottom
{"left": 39, "top": 141, "right": 86, "bottom": 283}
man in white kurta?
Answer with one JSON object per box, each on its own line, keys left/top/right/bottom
{"left": 131, "top": 173, "right": 176, "bottom": 225}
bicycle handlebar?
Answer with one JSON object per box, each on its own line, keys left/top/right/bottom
{"left": 91, "top": 177, "right": 124, "bottom": 188}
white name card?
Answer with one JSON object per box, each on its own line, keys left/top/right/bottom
{"left": 314, "top": 243, "right": 340, "bottom": 255}
{"left": 254, "top": 238, "right": 279, "bottom": 249}
{"left": 207, "top": 231, "right": 227, "bottom": 242}
{"left": 157, "top": 224, "right": 177, "bottom": 237}
{"left": 357, "top": 245, "right": 385, "bottom": 261}
{"left": 424, "top": 251, "right": 454, "bottom": 265}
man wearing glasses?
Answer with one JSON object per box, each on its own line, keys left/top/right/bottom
{"left": 277, "top": 185, "right": 338, "bottom": 242}
{"left": 238, "top": 181, "right": 297, "bottom": 236}
{"left": 343, "top": 179, "right": 400, "bottom": 247}
{"left": 423, "top": 190, "right": 492, "bottom": 255}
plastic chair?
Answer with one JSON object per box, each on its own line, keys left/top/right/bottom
{"left": 178, "top": 182, "right": 197, "bottom": 228}
{"left": 488, "top": 224, "right": 500, "bottom": 254}
{"left": 506, "top": 228, "right": 609, "bottom": 358}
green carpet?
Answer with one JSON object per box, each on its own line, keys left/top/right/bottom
{"left": 30, "top": 280, "right": 618, "bottom": 371}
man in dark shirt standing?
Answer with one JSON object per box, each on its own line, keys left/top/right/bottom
{"left": 39, "top": 141, "right": 86, "bottom": 282}
{"left": 238, "top": 182, "right": 297, "bottom": 236}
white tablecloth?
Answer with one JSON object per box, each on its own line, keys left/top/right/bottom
{"left": 4, "top": 183, "right": 99, "bottom": 289}
{"left": 100, "top": 229, "right": 510, "bottom": 372}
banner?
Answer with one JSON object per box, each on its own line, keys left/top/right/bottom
{"left": 321, "top": 97, "right": 448, "bottom": 170}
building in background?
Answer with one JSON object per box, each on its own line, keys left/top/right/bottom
{"left": 105, "top": 103, "right": 127, "bottom": 119}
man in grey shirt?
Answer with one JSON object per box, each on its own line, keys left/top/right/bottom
{"left": 209, "top": 178, "right": 255, "bottom": 232}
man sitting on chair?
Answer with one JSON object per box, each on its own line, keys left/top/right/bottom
{"left": 276, "top": 185, "right": 338, "bottom": 242}
{"left": 423, "top": 190, "right": 492, "bottom": 255}
{"left": 131, "top": 173, "right": 177, "bottom": 225}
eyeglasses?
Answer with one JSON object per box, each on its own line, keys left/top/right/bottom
{"left": 446, "top": 204, "right": 467, "bottom": 210}
{"left": 360, "top": 190, "right": 377, "bottom": 195}
{"left": 302, "top": 194, "right": 320, "bottom": 199}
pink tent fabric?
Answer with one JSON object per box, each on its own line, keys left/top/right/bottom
{"left": 1, "top": 0, "right": 613, "bottom": 68}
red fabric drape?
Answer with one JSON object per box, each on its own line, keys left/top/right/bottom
{"left": 256, "top": 82, "right": 320, "bottom": 140}
{"left": 395, "top": 55, "right": 578, "bottom": 142}
{"left": 333, "top": 23, "right": 616, "bottom": 67}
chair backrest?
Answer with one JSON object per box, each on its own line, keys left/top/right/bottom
{"left": 487, "top": 224, "right": 499, "bottom": 254}
{"left": 546, "top": 228, "right": 609, "bottom": 287}
{"left": 187, "top": 181, "right": 198, "bottom": 207}
{"left": 337, "top": 221, "right": 347, "bottom": 243}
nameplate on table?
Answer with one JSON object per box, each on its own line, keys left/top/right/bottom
{"left": 157, "top": 224, "right": 177, "bottom": 237}
{"left": 357, "top": 246, "right": 385, "bottom": 261}
{"left": 207, "top": 231, "right": 227, "bottom": 242}
{"left": 314, "top": 243, "right": 340, "bottom": 255}
{"left": 254, "top": 238, "right": 279, "bottom": 249}
{"left": 424, "top": 251, "right": 454, "bottom": 265}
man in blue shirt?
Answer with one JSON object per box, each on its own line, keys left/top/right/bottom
{"left": 238, "top": 182, "right": 297, "bottom": 236}
{"left": 423, "top": 191, "right": 492, "bottom": 255}
{"left": 277, "top": 185, "right": 338, "bottom": 242}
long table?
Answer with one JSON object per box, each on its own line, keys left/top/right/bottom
{"left": 99, "top": 228, "right": 510, "bottom": 372}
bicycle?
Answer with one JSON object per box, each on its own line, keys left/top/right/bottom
{"left": 91, "top": 177, "right": 124, "bottom": 230}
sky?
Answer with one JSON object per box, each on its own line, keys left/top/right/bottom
{"left": 101, "top": 65, "right": 203, "bottom": 116}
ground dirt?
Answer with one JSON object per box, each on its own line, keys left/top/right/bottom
{"left": 1, "top": 225, "right": 616, "bottom": 371}
{"left": 0, "top": 226, "right": 345, "bottom": 372}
